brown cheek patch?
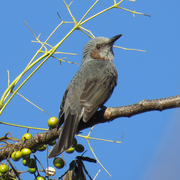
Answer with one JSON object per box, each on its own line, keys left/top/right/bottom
{"left": 90, "top": 50, "right": 107, "bottom": 60}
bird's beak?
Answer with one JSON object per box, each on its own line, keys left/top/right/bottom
{"left": 110, "top": 34, "right": 122, "bottom": 44}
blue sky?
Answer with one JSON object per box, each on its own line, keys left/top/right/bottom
{"left": 0, "top": 0, "right": 180, "bottom": 180}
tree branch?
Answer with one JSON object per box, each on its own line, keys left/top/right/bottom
{"left": 78, "top": 95, "right": 180, "bottom": 130}
{"left": 0, "top": 95, "right": 180, "bottom": 161}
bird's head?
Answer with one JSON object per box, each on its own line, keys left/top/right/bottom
{"left": 82, "top": 34, "right": 122, "bottom": 64}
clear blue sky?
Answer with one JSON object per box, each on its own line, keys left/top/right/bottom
{"left": 0, "top": 1, "right": 180, "bottom": 180}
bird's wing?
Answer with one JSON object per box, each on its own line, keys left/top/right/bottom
{"left": 57, "top": 88, "right": 69, "bottom": 129}
{"left": 80, "top": 74, "right": 117, "bottom": 122}
{"left": 48, "top": 61, "right": 117, "bottom": 158}
{"left": 49, "top": 75, "right": 85, "bottom": 157}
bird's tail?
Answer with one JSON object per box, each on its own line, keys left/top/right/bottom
{"left": 48, "top": 113, "right": 79, "bottom": 158}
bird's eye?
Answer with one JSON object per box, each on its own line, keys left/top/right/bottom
{"left": 96, "top": 45, "right": 101, "bottom": 49}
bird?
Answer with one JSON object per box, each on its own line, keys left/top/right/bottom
{"left": 48, "top": 34, "right": 122, "bottom": 158}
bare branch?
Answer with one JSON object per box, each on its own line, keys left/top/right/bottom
{"left": 0, "top": 95, "right": 179, "bottom": 161}
{"left": 77, "top": 95, "right": 180, "bottom": 130}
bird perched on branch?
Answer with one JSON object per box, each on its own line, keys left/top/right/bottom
{"left": 48, "top": 34, "right": 122, "bottom": 158}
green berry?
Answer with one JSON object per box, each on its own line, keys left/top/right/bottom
{"left": 75, "top": 144, "right": 84, "bottom": 153}
{"left": 22, "top": 156, "right": 31, "bottom": 166}
{"left": 0, "top": 164, "right": 8, "bottom": 173}
{"left": 66, "top": 147, "right": 74, "bottom": 154}
{"left": 21, "top": 133, "right": 32, "bottom": 141}
{"left": 21, "top": 148, "right": 31, "bottom": 157}
{"left": 15, "top": 151, "right": 22, "bottom": 159}
{"left": 36, "top": 176, "right": 45, "bottom": 180}
{"left": 28, "top": 158, "right": 36, "bottom": 168}
{"left": 53, "top": 157, "right": 64, "bottom": 169}
{"left": 11, "top": 151, "right": 22, "bottom": 161}
{"left": 47, "top": 117, "right": 58, "bottom": 128}
{"left": 28, "top": 167, "right": 36, "bottom": 174}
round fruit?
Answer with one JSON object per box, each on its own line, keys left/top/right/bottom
{"left": 22, "top": 157, "right": 31, "bottom": 166}
{"left": 45, "top": 167, "right": 56, "bottom": 176}
{"left": 47, "top": 117, "right": 58, "bottom": 128}
{"left": 66, "top": 147, "right": 74, "bottom": 154}
{"left": 28, "top": 167, "right": 36, "bottom": 174}
{"left": 11, "top": 151, "right": 22, "bottom": 161}
{"left": 75, "top": 144, "right": 84, "bottom": 153}
{"left": 21, "top": 148, "right": 31, "bottom": 157}
{"left": 14, "top": 151, "right": 22, "bottom": 159}
{"left": 38, "top": 144, "right": 46, "bottom": 151}
{"left": 36, "top": 176, "right": 45, "bottom": 180}
{"left": 28, "top": 158, "right": 36, "bottom": 168}
{"left": 0, "top": 164, "right": 8, "bottom": 173}
{"left": 11, "top": 151, "right": 18, "bottom": 161}
{"left": 53, "top": 157, "right": 64, "bottom": 169}
{"left": 21, "top": 133, "right": 32, "bottom": 141}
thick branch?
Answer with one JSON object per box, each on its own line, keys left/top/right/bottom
{"left": 78, "top": 95, "right": 180, "bottom": 130}
{"left": 0, "top": 95, "right": 180, "bottom": 161}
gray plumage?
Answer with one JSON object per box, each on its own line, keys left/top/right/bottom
{"left": 48, "top": 34, "right": 122, "bottom": 158}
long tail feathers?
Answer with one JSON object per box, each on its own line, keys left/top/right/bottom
{"left": 48, "top": 114, "right": 79, "bottom": 158}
